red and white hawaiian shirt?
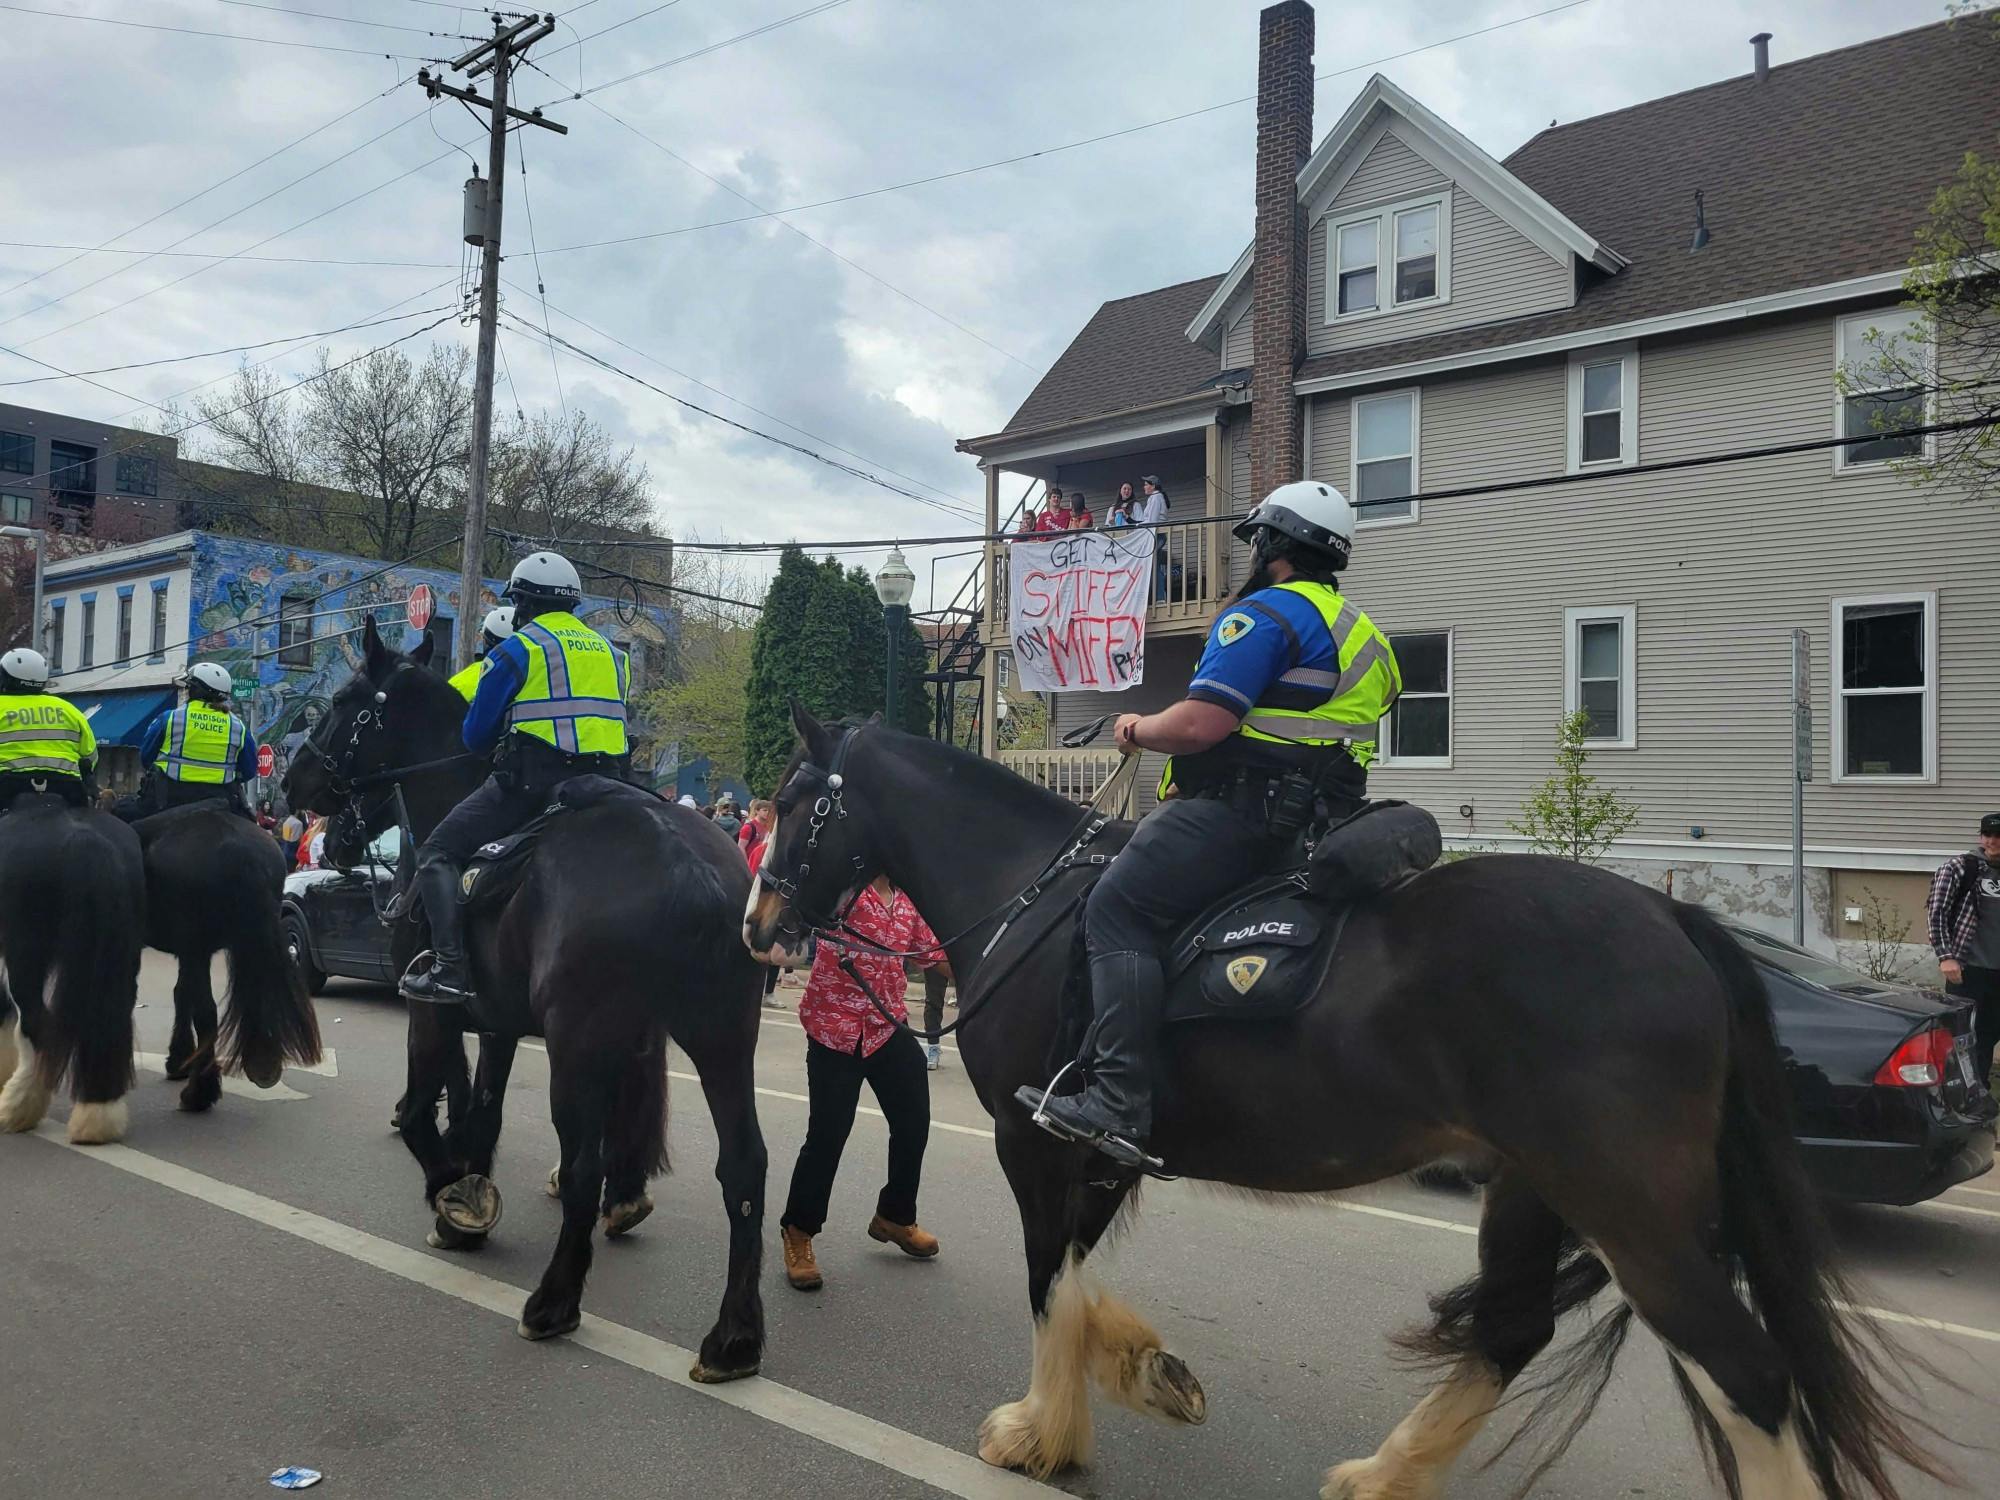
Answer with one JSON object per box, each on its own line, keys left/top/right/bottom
{"left": 797, "top": 883, "right": 943, "bottom": 1058}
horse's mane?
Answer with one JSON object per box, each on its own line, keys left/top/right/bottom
{"left": 776, "top": 716, "right": 1077, "bottom": 823}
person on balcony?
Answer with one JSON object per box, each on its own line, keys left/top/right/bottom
{"left": 1066, "top": 491, "right": 1094, "bottom": 530}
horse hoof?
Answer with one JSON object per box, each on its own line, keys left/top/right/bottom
{"left": 977, "top": 1400, "right": 1079, "bottom": 1479}
{"left": 436, "top": 1174, "right": 503, "bottom": 1235}
{"left": 516, "top": 1304, "right": 581, "bottom": 1342}
{"left": 1322, "top": 1457, "right": 1431, "bottom": 1500}
{"left": 1145, "top": 1350, "right": 1207, "bottom": 1425}
{"left": 0, "top": 1074, "right": 53, "bottom": 1134}
{"left": 689, "top": 1359, "right": 759, "bottom": 1385}
{"left": 545, "top": 1164, "right": 562, "bottom": 1199}
{"left": 426, "top": 1218, "right": 486, "bottom": 1251}
{"left": 66, "top": 1099, "right": 129, "bottom": 1145}
{"left": 600, "top": 1196, "right": 653, "bottom": 1238}
{"left": 162, "top": 1058, "right": 191, "bottom": 1082}
{"left": 243, "top": 1056, "right": 283, "bottom": 1089}
{"left": 178, "top": 1071, "right": 222, "bottom": 1114}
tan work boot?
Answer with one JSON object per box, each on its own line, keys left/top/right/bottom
{"left": 781, "top": 1224, "right": 822, "bottom": 1290}
{"left": 867, "top": 1215, "right": 940, "bottom": 1259}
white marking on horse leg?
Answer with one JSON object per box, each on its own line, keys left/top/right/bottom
{"left": 1670, "top": 1349, "right": 1823, "bottom": 1500}
{"left": 66, "top": 1098, "right": 129, "bottom": 1146}
{"left": 0, "top": 1017, "right": 17, "bottom": 1090}
{"left": 978, "top": 1257, "right": 1096, "bottom": 1477}
{"left": 1322, "top": 1360, "right": 1504, "bottom": 1500}
{"left": 1080, "top": 1272, "right": 1205, "bottom": 1425}
{"left": 0, "top": 1028, "right": 51, "bottom": 1133}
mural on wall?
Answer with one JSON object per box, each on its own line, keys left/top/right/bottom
{"left": 186, "top": 534, "right": 672, "bottom": 784}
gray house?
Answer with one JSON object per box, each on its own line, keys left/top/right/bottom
{"left": 956, "top": 8, "right": 1999, "bottom": 955}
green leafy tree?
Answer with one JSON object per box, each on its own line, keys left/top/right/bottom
{"left": 1509, "top": 710, "right": 1639, "bottom": 863}
{"left": 644, "top": 623, "right": 754, "bottom": 793}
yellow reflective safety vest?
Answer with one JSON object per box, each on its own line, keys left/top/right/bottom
{"left": 507, "top": 611, "right": 629, "bottom": 756}
{"left": 0, "top": 692, "right": 96, "bottom": 779}
{"left": 156, "top": 700, "right": 247, "bottom": 783}
{"left": 1231, "top": 581, "right": 1401, "bottom": 768}
{"left": 448, "top": 659, "right": 486, "bottom": 703}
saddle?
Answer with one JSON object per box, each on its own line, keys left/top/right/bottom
{"left": 457, "top": 774, "right": 658, "bottom": 914}
{"left": 1162, "top": 800, "right": 1442, "bottom": 1024}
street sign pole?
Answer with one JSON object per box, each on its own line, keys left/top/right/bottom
{"left": 1791, "top": 628, "right": 1811, "bottom": 945}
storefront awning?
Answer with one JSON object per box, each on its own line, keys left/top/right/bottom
{"left": 78, "top": 687, "right": 177, "bottom": 748}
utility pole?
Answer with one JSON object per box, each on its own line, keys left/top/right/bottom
{"left": 418, "top": 13, "right": 565, "bottom": 668}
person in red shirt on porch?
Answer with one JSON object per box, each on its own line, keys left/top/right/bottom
{"left": 779, "top": 874, "right": 948, "bottom": 1290}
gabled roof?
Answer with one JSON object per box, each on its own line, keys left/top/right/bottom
{"left": 966, "top": 275, "right": 1226, "bottom": 449}
{"left": 1185, "top": 73, "right": 1625, "bottom": 348}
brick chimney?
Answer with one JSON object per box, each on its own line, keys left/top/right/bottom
{"left": 1249, "top": 0, "right": 1314, "bottom": 503}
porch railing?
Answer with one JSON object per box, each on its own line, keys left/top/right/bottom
{"left": 997, "top": 747, "right": 1134, "bottom": 816}
{"left": 985, "top": 519, "right": 1223, "bottom": 636}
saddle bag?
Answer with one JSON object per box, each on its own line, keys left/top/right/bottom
{"left": 458, "top": 773, "right": 656, "bottom": 912}
{"left": 1166, "top": 888, "right": 1341, "bottom": 1023}
{"left": 1304, "top": 800, "right": 1441, "bottom": 903}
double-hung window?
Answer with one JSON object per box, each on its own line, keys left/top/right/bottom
{"left": 1562, "top": 606, "right": 1636, "bottom": 748}
{"left": 116, "top": 588, "right": 134, "bottom": 665}
{"left": 1831, "top": 593, "right": 1933, "bottom": 781}
{"left": 1351, "top": 389, "right": 1419, "bottom": 524}
{"left": 1327, "top": 194, "right": 1449, "bottom": 322}
{"left": 0, "top": 431, "right": 30, "bottom": 475}
{"left": 148, "top": 581, "right": 170, "bottom": 663}
{"left": 1381, "top": 631, "right": 1450, "bottom": 766}
{"left": 277, "top": 593, "right": 315, "bottom": 670}
{"left": 1567, "top": 345, "right": 1637, "bottom": 471}
{"left": 78, "top": 594, "right": 96, "bottom": 670}
{"left": 0, "top": 493, "right": 27, "bottom": 523}
{"left": 1835, "top": 309, "right": 1928, "bottom": 471}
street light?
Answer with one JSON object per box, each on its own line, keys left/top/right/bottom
{"left": 874, "top": 546, "right": 917, "bottom": 727}
{"left": 0, "top": 525, "right": 44, "bottom": 656}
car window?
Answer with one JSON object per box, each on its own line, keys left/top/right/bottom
{"left": 1727, "top": 925, "right": 1887, "bottom": 991}
{"left": 365, "top": 827, "right": 402, "bottom": 866}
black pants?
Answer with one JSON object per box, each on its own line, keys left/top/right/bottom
{"left": 1948, "top": 965, "right": 2000, "bottom": 1085}
{"left": 782, "top": 1028, "right": 930, "bottom": 1235}
{"left": 423, "top": 773, "right": 546, "bottom": 863}
{"left": 1085, "top": 795, "right": 1292, "bottom": 965}
{"left": 922, "top": 968, "right": 951, "bottom": 1035}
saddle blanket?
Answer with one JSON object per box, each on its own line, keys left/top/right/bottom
{"left": 458, "top": 774, "right": 657, "bottom": 913}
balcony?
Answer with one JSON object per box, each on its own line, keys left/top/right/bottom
{"left": 996, "top": 746, "right": 1134, "bottom": 815}
{"left": 984, "top": 517, "right": 1227, "bottom": 647}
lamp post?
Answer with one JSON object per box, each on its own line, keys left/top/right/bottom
{"left": 873, "top": 546, "right": 916, "bottom": 728}
{"left": 1, "top": 524, "right": 45, "bottom": 655}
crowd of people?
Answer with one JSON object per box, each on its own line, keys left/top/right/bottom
{"left": 1017, "top": 475, "right": 1170, "bottom": 534}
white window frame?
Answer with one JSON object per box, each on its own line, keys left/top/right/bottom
{"left": 1833, "top": 309, "right": 1933, "bottom": 475}
{"left": 1562, "top": 605, "right": 1637, "bottom": 750}
{"left": 1325, "top": 191, "right": 1451, "bottom": 325}
{"left": 1349, "top": 386, "right": 1421, "bottom": 529}
{"left": 1829, "top": 591, "right": 1936, "bottom": 784}
{"left": 1566, "top": 343, "right": 1638, "bottom": 473}
{"left": 1378, "top": 628, "right": 1452, "bottom": 768}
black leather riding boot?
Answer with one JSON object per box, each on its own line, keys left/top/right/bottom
{"left": 401, "top": 850, "right": 474, "bottom": 1004}
{"left": 1023, "top": 951, "right": 1163, "bottom": 1165}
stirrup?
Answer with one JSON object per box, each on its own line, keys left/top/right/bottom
{"left": 400, "top": 951, "right": 473, "bottom": 1005}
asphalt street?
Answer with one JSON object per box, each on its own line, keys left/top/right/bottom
{"left": 3, "top": 949, "right": 1997, "bottom": 1500}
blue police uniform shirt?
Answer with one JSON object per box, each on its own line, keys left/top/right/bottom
{"left": 139, "top": 707, "right": 260, "bottom": 782}
{"left": 461, "top": 633, "right": 530, "bottom": 753}
{"left": 1185, "top": 585, "right": 1341, "bottom": 718}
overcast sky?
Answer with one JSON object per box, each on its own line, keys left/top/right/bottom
{"left": 0, "top": 0, "right": 1949, "bottom": 609}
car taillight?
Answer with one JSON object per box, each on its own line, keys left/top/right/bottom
{"left": 1874, "top": 1024, "right": 1955, "bottom": 1089}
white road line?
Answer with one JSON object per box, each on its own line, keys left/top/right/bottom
{"left": 133, "top": 1052, "right": 308, "bottom": 1102}
{"left": 291, "top": 1049, "right": 339, "bottom": 1078}
{"left": 1911, "top": 1197, "right": 2000, "bottom": 1223}
{"left": 31, "top": 1124, "right": 1055, "bottom": 1500}
{"left": 1842, "top": 1304, "right": 2000, "bottom": 1346}
{"left": 1943, "top": 1182, "right": 2000, "bottom": 1199}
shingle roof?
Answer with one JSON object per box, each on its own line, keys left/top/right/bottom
{"left": 980, "top": 274, "right": 1225, "bottom": 444}
{"left": 977, "top": 16, "right": 1997, "bottom": 433}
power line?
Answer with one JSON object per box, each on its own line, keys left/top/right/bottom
{"left": 509, "top": 280, "right": 980, "bottom": 514}
{"left": 0, "top": 306, "right": 458, "bottom": 389}
{"left": 537, "top": 0, "right": 1600, "bottom": 262}
{"left": 0, "top": 1, "right": 443, "bottom": 60}
{"left": 0, "top": 241, "right": 451, "bottom": 269}
{"left": 514, "top": 131, "right": 565, "bottom": 417}
{"left": 567, "top": 0, "right": 854, "bottom": 98}
{"left": 216, "top": 0, "right": 478, "bottom": 39}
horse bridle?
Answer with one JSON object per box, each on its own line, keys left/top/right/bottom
{"left": 753, "top": 726, "right": 871, "bottom": 941}
{"left": 293, "top": 663, "right": 479, "bottom": 860}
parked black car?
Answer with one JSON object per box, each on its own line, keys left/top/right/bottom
{"left": 1728, "top": 922, "right": 1995, "bottom": 1205}
{"left": 281, "top": 829, "right": 402, "bottom": 994}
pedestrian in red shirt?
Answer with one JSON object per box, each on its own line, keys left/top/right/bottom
{"left": 779, "top": 876, "right": 948, "bottom": 1291}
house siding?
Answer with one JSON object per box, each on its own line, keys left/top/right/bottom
{"left": 1224, "top": 305, "right": 1254, "bottom": 367}
{"left": 1307, "top": 131, "right": 1572, "bottom": 359}
{"left": 1296, "top": 303, "right": 1999, "bottom": 857}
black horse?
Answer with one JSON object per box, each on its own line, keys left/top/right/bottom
{"left": 0, "top": 795, "right": 147, "bottom": 1144}
{"left": 133, "top": 803, "right": 322, "bottom": 1112}
{"left": 284, "top": 621, "right": 767, "bottom": 1374}
{"left": 746, "top": 709, "right": 1941, "bottom": 1500}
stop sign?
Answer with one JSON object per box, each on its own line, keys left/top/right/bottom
{"left": 407, "top": 583, "right": 436, "bottom": 631}
{"left": 257, "top": 744, "right": 275, "bottom": 778}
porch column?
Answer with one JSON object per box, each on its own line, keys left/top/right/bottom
{"left": 1205, "top": 417, "right": 1225, "bottom": 606}
{"left": 981, "top": 462, "right": 1000, "bottom": 759}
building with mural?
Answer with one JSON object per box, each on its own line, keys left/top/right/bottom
{"left": 38, "top": 529, "right": 675, "bottom": 794}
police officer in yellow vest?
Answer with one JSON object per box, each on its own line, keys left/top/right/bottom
{"left": 0, "top": 647, "right": 98, "bottom": 811}
{"left": 446, "top": 605, "right": 515, "bottom": 702}
{"left": 141, "top": 660, "right": 257, "bottom": 815}
{"left": 1020, "top": 481, "right": 1401, "bottom": 1169}
{"left": 403, "top": 551, "right": 629, "bottom": 1004}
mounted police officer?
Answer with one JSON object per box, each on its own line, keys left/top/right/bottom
{"left": 139, "top": 660, "right": 257, "bottom": 815}
{"left": 1019, "top": 480, "right": 1402, "bottom": 1169}
{"left": 0, "top": 647, "right": 97, "bottom": 812}
{"left": 447, "top": 605, "right": 515, "bottom": 702}
{"left": 401, "top": 551, "right": 630, "bottom": 1005}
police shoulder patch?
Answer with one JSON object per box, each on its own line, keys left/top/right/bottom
{"left": 1216, "top": 611, "right": 1256, "bottom": 646}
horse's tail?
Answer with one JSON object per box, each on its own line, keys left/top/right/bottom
{"left": 47, "top": 824, "right": 144, "bottom": 1106}
{"left": 217, "top": 840, "right": 322, "bottom": 1084}
{"left": 1674, "top": 901, "right": 1952, "bottom": 1499}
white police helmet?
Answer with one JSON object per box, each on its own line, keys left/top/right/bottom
{"left": 0, "top": 646, "right": 50, "bottom": 687}
{"left": 1231, "top": 480, "right": 1358, "bottom": 570}
{"left": 482, "top": 605, "right": 516, "bottom": 641}
{"left": 185, "top": 661, "right": 234, "bottom": 699}
{"left": 503, "top": 551, "right": 582, "bottom": 606}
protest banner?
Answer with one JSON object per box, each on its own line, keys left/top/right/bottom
{"left": 1006, "top": 528, "right": 1153, "bottom": 692}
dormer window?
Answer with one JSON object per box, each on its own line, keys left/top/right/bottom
{"left": 1327, "top": 193, "right": 1450, "bottom": 323}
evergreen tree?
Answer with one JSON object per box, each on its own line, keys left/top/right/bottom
{"left": 743, "top": 547, "right": 828, "bottom": 794}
